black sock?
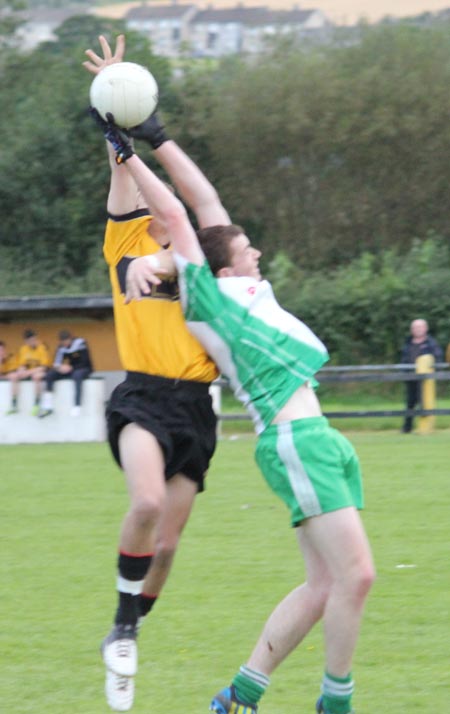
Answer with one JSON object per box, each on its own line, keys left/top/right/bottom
{"left": 114, "top": 551, "right": 153, "bottom": 626}
{"left": 139, "top": 593, "right": 158, "bottom": 618}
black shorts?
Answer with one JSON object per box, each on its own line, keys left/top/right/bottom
{"left": 106, "top": 371, "right": 217, "bottom": 492}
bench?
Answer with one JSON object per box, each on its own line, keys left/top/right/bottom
{"left": 0, "top": 377, "right": 106, "bottom": 444}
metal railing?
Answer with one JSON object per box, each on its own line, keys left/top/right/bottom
{"left": 214, "top": 363, "right": 450, "bottom": 421}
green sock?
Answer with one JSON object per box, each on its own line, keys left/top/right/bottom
{"left": 321, "top": 672, "right": 354, "bottom": 714}
{"left": 232, "top": 665, "right": 269, "bottom": 706}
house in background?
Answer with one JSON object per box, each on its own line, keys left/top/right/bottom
{"left": 11, "top": 2, "right": 331, "bottom": 57}
{"left": 126, "top": 3, "right": 198, "bottom": 57}
{"left": 188, "top": 5, "right": 331, "bottom": 57}
{"left": 14, "top": 6, "right": 90, "bottom": 51}
{"left": 124, "top": 3, "right": 331, "bottom": 58}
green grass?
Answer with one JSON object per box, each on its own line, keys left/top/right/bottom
{"left": 1, "top": 432, "right": 449, "bottom": 712}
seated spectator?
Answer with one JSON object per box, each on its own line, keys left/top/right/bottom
{"left": 38, "top": 330, "right": 93, "bottom": 418}
{"left": 0, "top": 341, "right": 16, "bottom": 379}
{"left": 6, "top": 329, "right": 50, "bottom": 415}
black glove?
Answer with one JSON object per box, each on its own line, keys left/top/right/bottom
{"left": 89, "top": 108, "right": 134, "bottom": 164}
{"left": 129, "top": 112, "right": 168, "bottom": 149}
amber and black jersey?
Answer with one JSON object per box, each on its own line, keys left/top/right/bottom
{"left": 0, "top": 352, "right": 16, "bottom": 375}
{"left": 103, "top": 209, "right": 218, "bottom": 383}
{"left": 16, "top": 342, "right": 51, "bottom": 370}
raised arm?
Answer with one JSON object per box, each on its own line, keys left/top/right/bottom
{"left": 153, "top": 138, "right": 230, "bottom": 229}
{"left": 105, "top": 142, "right": 146, "bottom": 215}
{"left": 85, "top": 34, "right": 230, "bottom": 226}
{"left": 130, "top": 114, "right": 230, "bottom": 229}
{"left": 92, "top": 108, "right": 204, "bottom": 263}
{"left": 123, "top": 152, "right": 204, "bottom": 265}
{"left": 83, "top": 34, "right": 144, "bottom": 215}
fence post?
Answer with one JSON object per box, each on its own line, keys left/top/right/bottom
{"left": 416, "top": 354, "right": 435, "bottom": 434}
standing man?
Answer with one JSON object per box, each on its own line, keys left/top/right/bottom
{"left": 6, "top": 328, "right": 50, "bottom": 415}
{"left": 38, "top": 329, "right": 93, "bottom": 418}
{"left": 400, "top": 318, "right": 443, "bottom": 433}
{"left": 97, "top": 122, "right": 376, "bottom": 714}
{"left": 84, "top": 35, "right": 230, "bottom": 711}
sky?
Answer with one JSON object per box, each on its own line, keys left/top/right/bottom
{"left": 94, "top": 0, "right": 450, "bottom": 24}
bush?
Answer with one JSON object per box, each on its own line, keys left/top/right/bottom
{"left": 267, "top": 237, "right": 450, "bottom": 363}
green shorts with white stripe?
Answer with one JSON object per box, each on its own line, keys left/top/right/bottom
{"left": 255, "top": 416, "right": 363, "bottom": 527}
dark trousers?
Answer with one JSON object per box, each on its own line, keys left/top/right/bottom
{"left": 46, "top": 368, "right": 91, "bottom": 406}
{"left": 403, "top": 379, "right": 421, "bottom": 433}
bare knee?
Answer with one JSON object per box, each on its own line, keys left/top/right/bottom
{"left": 153, "top": 526, "right": 183, "bottom": 568}
{"left": 129, "top": 494, "right": 164, "bottom": 530}
{"left": 360, "top": 561, "right": 376, "bottom": 597}
{"left": 153, "top": 541, "right": 177, "bottom": 571}
{"left": 345, "top": 561, "right": 376, "bottom": 603}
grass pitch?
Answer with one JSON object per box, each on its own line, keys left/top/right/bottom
{"left": 1, "top": 431, "right": 449, "bottom": 713}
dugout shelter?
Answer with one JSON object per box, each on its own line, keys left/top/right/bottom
{"left": 0, "top": 295, "right": 120, "bottom": 372}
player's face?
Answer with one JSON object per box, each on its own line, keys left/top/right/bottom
{"left": 228, "top": 234, "right": 261, "bottom": 281}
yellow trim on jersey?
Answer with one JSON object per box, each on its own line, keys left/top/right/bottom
{"left": 104, "top": 213, "right": 218, "bottom": 382}
{"left": 17, "top": 343, "right": 51, "bottom": 369}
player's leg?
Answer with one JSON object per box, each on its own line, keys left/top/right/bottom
{"left": 138, "top": 472, "right": 198, "bottom": 621}
{"left": 38, "top": 368, "right": 61, "bottom": 417}
{"left": 6, "top": 371, "right": 19, "bottom": 413}
{"left": 102, "top": 424, "right": 165, "bottom": 685}
{"left": 305, "top": 507, "right": 375, "bottom": 714}
{"left": 138, "top": 381, "right": 216, "bottom": 619}
{"left": 249, "top": 528, "right": 331, "bottom": 669}
{"left": 211, "top": 510, "right": 373, "bottom": 714}
{"left": 30, "top": 367, "right": 46, "bottom": 414}
{"left": 210, "top": 530, "right": 332, "bottom": 713}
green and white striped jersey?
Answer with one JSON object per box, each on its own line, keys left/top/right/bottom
{"left": 175, "top": 257, "right": 329, "bottom": 434}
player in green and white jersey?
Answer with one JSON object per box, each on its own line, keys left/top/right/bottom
{"left": 94, "top": 116, "right": 375, "bottom": 714}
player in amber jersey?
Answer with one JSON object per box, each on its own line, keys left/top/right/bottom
{"left": 104, "top": 211, "right": 217, "bottom": 383}
{"left": 0, "top": 341, "right": 15, "bottom": 375}
{"left": 6, "top": 329, "right": 50, "bottom": 415}
{"left": 84, "top": 34, "right": 229, "bottom": 711}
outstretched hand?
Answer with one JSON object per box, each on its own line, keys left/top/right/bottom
{"left": 89, "top": 108, "right": 134, "bottom": 164}
{"left": 124, "top": 255, "right": 170, "bottom": 304}
{"left": 83, "top": 34, "right": 125, "bottom": 75}
{"left": 129, "top": 113, "right": 169, "bottom": 150}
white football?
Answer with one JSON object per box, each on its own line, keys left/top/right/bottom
{"left": 90, "top": 62, "right": 159, "bottom": 129}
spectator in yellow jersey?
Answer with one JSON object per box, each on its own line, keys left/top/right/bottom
{"left": 6, "top": 329, "right": 50, "bottom": 415}
{"left": 0, "top": 341, "right": 16, "bottom": 379}
{"left": 83, "top": 34, "right": 230, "bottom": 711}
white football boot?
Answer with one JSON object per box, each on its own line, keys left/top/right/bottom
{"left": 105, "top": 669, "right": 135, "bottom": 712}
{"left": 101, "top": 624, "right": 138, "bottom": 677}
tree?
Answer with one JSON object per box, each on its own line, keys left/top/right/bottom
{"left": 0, "top": 0, "right": 26, "bottom": 52}
{"left": 169, "top": 24, "right": 450, "bottom": 269}
{"left": 0, "top": 17, "right": 172, "bottom": 293}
